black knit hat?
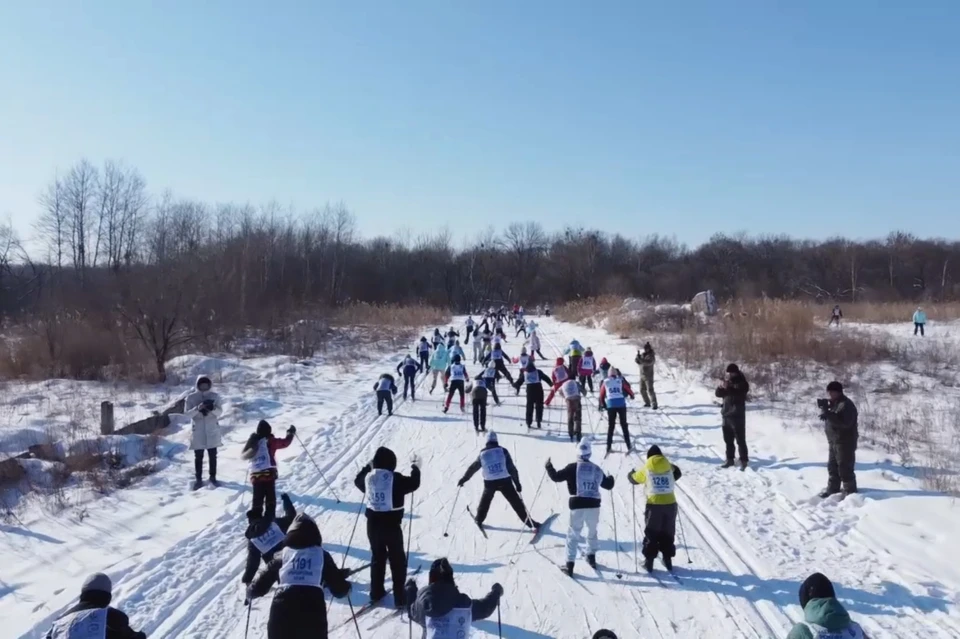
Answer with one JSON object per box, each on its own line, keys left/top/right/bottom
{"left": 593, "top": 631, "right": 618, "bottom": 639}
{"left": 647, "top": 445, "right": 662, "bottom": 458}
{"left": 799, "top": 572, "right": 836, "bottom": 609}
{"left": 726, "top": 363, "right": 740, "bottom": 373}
{"left": 429, "top": 558, "right": 455, "bottom": 585}
{"left": 826, "top": 381, "right": 843, "bottom": 393}
{"left": 257, "top": 420, "right": 272, "bottom": 437}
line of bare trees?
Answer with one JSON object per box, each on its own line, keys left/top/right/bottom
{"left": 2, "top": 158, "right": 959, "bottom": 380}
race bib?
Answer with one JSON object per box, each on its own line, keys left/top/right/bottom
{"left": 576, "top": 462, "right": 603, "bottom": 499}
{"left": 249, "top": 438, "right": 274, "bottom": 474}
{"left": 604, "top": 378, "right": 624, "bottom": 400}
{"left": 581, "top": 356, "right": 594, "bottom": 370}
{"left": 450, "top": 365, "right": 466, "bottom": 381}
{"left": 425, "top": 607, "right": 472, "bottom": 639}
{"left": 365, "top": 469, "right": 396, "bottom": 512}
{"left": 377, "top": 378, "right": 393, "bottom": 391}
{"left": 563, "top": 381, "right": 580, "bottom": 398}
{"left": 524, "top": 370, "right": 540, "bottom": 385}
{"left": 278, "top": 546, "right": 324, "bottom": 588}
{"left": 805, "top": 622, "right": 864, "bottom": 639}
{"left": 48, "top": 608, "right": 107, "bottom": 639}
{"left": 492, "top": 351, "right": 503, "bottom": 360}
{"left": 251, "top": 522, "right": 285, "bottom": 554}
{"left": 648, "top": 471, "right": 675, "bottom": 496}
{"left": 554, "top": 366, "right": 568, "bottom": 382}
{"left": 480, "top": 448, "right": 510, "bottom": 481}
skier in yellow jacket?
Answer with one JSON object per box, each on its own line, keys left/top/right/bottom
{"left": 627, "top": 445, "right": 682, "bottom": 573}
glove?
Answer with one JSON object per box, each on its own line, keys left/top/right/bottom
{"left": 411, "top": 453, "right": 421, "bottom": 467}
{"left": 491, "top": 582, "right": 504, "bottom": 597}
{"left": 281, "top": 492, "right": 292, "bottom": 506}
{"left": 203, "top": 399, "right": 216, "bottom": 410}
{"left": 287, "top": 425, "right": 296, "bottom": 435}
{"left": 200, "top": 408, "right": 210, "bottom": 416}
{"left": 544, "top": 458, "right": 552, "bottom": 469}
{"left": 515, "top": 483, "right": 522, "bottom": 494}
{"left": 457, "top": 479, "right": 465, "bottom": 488}
{"left": 245, "top": 586, "right": 255, "bottom": 603}
{"left": 393, "top": 389, "right": 398, "bottom": 395}
{"left": 627, "top": 472, "right": 639, "bottom": 485}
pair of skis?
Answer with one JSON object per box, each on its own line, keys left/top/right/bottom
{"left": 328, "top": 564, "right": 422, "bottom": 633}
{"left": 466, "top": 506, "right": 557, "bottom": 544}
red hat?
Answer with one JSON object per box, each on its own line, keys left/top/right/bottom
{"left": 556, "top": 357, "right": 564, "bottom": 365}
{"left": 600, "top": 357, "right": 608, "bottom": 365}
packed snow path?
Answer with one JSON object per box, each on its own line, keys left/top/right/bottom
{"left": 9, "top": 318, "right": 960, "bottom": 638}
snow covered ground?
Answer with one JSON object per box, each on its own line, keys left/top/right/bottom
{"left": 4, "top": 317, "right": 960, "bottom": 638}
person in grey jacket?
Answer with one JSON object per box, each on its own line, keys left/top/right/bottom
{"left": 819, "top": 381, "right": 860, "bottom": 497}
{"left": 45, "top": 573, "right": 145, "bottom": 639}
{"left": 184, "top": 375, "right": 223, "bottom": 489}
{"left": 404, "top": 558, "right": 502, "bottom": 638}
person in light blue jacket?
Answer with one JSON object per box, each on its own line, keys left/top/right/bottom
{"left": 429, "top": 343, "right": 451, "bottom": 394}
{"left": 913, "top": 307, "right": 927, "bottom": 336}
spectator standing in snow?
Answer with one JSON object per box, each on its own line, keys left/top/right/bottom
{"left": 374, "top": 373, "right": 398, "bottom": 416}
{"left": 829, "top": 305, "right": 843, "bottom": 327}
{"left": 242, "top": 492, "right": 297, "bottom": 585}
{"left": 404, "top": 558, "right": 503, "bottom": 639}
{"left": 247, "top": 513, "right": 352, "bottom": 638}
{"left": 241, "top": 420, "right": 295, "bottom": 519}
{"left": 627, "top": 445, "right": 682, "bottom": 572}
{"left": 913, "top": 306, "right": 927, "bottom": 336}
{"left": 635, "top": 343, "right": 658, "bottom": 409}
{"left": 396, "top": 354, "right": 422, "bottom": 401}
{"left": 818, "top": 381, "right": 859, "bottom": 497}
{"left": 715, "top": 364, "right": 749, "bottom": 470}
{"left": 786, "top": 573, "right": 869, "bottom": 639}
{"left": 45, "top": 573, "right": 146, "bottom": 639}
{"left": 185, "top": 375, "right": 223, "bottom": 490}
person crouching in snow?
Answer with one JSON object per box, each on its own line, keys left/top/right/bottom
{"left": 787, "top": 573, "right": 870, "bottom": 639}
{"left": 396, "top": 354, "right": 422, "bottom": 401}
{"left": 44, "top": 573, "right": 146, "bottom": 639}
{"left": 545, "top": 357, "right": 573, "bottom": 406}
{"left": 242, "top": 492, "right": 297, "bottom": 585}
{"left": 405, "top": 558, "right": 503, "bottom": 639}
{"left": 429, "top": 342, "right": 450, "bottom": 394}
{"left": 374, "top": 373, "right": 398, "bottom": 416}
{"left": 247, "top": 513, "right": 352, "bottom": 638}
{"left": 241, "top": 420, "right": 295, "bottom": 519}
{"left": 627, "top": 445, "right": 682, "bottom": 572}
{"left": 578, "top": 347, "right": 598, "bottom": 394}
{"left": 560, "top": 377, "right": 585, "bottom": 442}
{"left": 443, "top": 354, "right": 469, "bottom": 413}
{"left": 185, "top": 375, "right": 223, "bottom": 490}
{"left": 545, "top": 438, "right": 614, "bottom": 577}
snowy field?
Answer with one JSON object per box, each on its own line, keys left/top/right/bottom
{"left": 4, "top": 317, "right": 960, "bottom": 638}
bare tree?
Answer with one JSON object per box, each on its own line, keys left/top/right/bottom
{"left": 62, "top": 159, "right": 99, "bottom": 282}
{"left": 36, "top": 173, "right": 67, "bottom": 270}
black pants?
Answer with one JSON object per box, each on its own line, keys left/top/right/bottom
{"left": 516, "top": 326, "right": 526, "bottom": 337}
{"left": 525, "top": 386, "right": 545, "bottom": 427}
{"left": 829, "top": 316, "right": 841, "bottom": 326}
{"left": 376, "top": 390, "right": 393, "bottom": 416}
{"left": 606, "top": 407, "right": 630, "bottom": 451}
{"left": 578, "top": 374, "right": 594, "bottom": 393}
{"left": 485, "top": 380, "right": 500, "bottom": 405}
{"left": 915, "top": 322, "right": 925, "bottom": 336}
{"left": 465, "top": 326, "right": 473, "bottom": 344}
{"left": 473, "top": 401, "right": 487, "bottom": 430}
{"left": 252, "top": 479, "right": 277, "bottom": 519}
{"left": 194, "top": 448, "right": 217, "bottom": 481}
{"left": 419, "top": 352, "right": 429, "bottom": 370}
{"left": 566, "top": 398, "right": 582, "bottom": 441}
{"left": 476, "top": 480, "right": 532, "bottom": 526}
{"left": 366, "top": 518, "right": 407, "bottom": 604}
{"left": 445, "top": 380, "right": 465, "bottom": 409}
{"left": 494, "top": 359, "right": 514, "bottom": 384}
{"left": 722, "top": 414, "right": 748, "bottom": 462}
{"left": 534, "top": 348, "right": 546, "bottom": 360}
{"left": 642, "top": 502, "right": 678, "bottom": 559}
{"left": 827, "top": 432, "right": 858, "bottom": 491}
{"left": 403, "top": 373, "right": 416, "bottom": 400}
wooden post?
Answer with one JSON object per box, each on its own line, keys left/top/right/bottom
{"left": 100, "top": 401, "right": 115, "bottom": 435}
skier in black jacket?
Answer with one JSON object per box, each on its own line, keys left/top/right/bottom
{"left": 396, "top": 354, "right": 422, "bottom": 401}
{"left": 354, "top": 446, "right": 420, "bottom": 607}
{"left": 247, "top": 513, "right": 351, "bottom": 639}
{"left": 242, "top": 492, "right": 297, "bottom": 585}
{"left": 458, "top": 431, "right": 541, "bottom": 532}
{"left": 545, "top": 438, "right": 615, "bottom": 576}
{"left": 404, "top": 558, "right": 503, "bottom": 638}
{"left": 513, "top": 360, "right": 552, "bottom": 429}
{"left": 45, "top": 573, "right": 145, "bottom": 639}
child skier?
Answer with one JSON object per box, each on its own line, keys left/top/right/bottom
{"left": 470, "top": 375, "right": 489, "bottom": 433}
{"left": 242, "top": 492, "right": 297, "bottom": 585}
{"left": 449, "top": 340, "right": 466, "bottom": 362}
{"left": 560, "top": 377, "right": 585, "bottom": 442}
{"left": 627, "top": 445, "right": 682, "bottom": 572}
{"left": 545, "top": 438, "right": 615, "bottom": 577}
{"left": 479, "top": 361, "right": 502, "bottom": 406}
{"left": 465, "top": 315, "right": 476, "bottom": 344}
{"left": 487, "top": 343, "right": 514, "bottom": 384}
{"left": 417, "top": 337, "right": 431, "bottom": 371}
{"left": 544, "top": 357, "right": 573, "bottom": 406}
{"left": 578, "top": 347, "right": 598, "bottom": 394}
{"left": 528, "top": 328, "right": 546, "bottom": 360}
{"left": 565, "top": 339, "right": 584, "bottom": 375}
{"left": 404, "top": 558, "right": 503, "bottom": 638}
{"left": 598, "top": 357, "right": 611, "bottom": 381}
{"left": 374, "top": 373, "right": 398, "bottom": 416}
{"left": 428, "top": 342, "right": 451, "bottom": 394}
{"left": 241, "top": 420, "right": 295, "bottom": 520}
{"left": 513, "top": 360, "right": 552, "bottom": 429}
{"left": 396, "top": 354, "right": 422, "bottom": 401}
{"left": 599, "top": 368, "right": 635, "bottom": 454}
{"left": 442, "top": 355, "right": 469, "bottom": 414}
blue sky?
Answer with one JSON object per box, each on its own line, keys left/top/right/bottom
{"left": 1, "top": 1, "right": 958, "bottom": 249}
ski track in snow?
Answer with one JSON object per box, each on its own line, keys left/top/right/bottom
{"left": 9, "top": 317, "right": 960, "bottom": 638}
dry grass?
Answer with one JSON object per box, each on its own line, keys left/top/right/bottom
{"left": 556, "top": 297, "right": 624, "bottom": 325}
{"left": 329, "top": 303, "right": 449, "bottom": 329}
{"left": 840, "top": 302, "right": 960, "bottom": 324}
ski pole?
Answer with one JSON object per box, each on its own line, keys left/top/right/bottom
{"left": 508, "top": 468, "right": 547, "bottom": 564}
{"left": 632, "top": 487, "right": 639, "bottom": 573}
{"left": 678, "top": 505, "right": 692, "bottom": 564}
{"left": 442, "top": 487, "right": 461, "bottom": 537}
{"left": 347, "top": 593, "right": 363, "bottom": 639}
{"left": 329, "top": 500, "right": 365, "bottom": 617}
{"left": 497, "top": 600, "right": 503, "bottom": 638}
{"left": 243, "top": 599, "right": 251, "bottom": 639}
{"left": 406, "top": 491, "right": 416, "bottom": 567}
{"left": 294, "top": 432, "right": 341, "bottom": 503}
{"left": 611, "top": 493, "right": 623, "bottom": 579}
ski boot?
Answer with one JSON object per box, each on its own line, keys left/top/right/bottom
{"left": 442, "top": 405, "right": 449, "bottom": 414}
{"left": 739, "top": 459, "right": 748, "bottom": 471}
{"left": 720, "top": 459, "right": 735, "bottom": 469}
{"left": 192, "top": 479, "right": 203, "bottom": 491}
{"left": 643, "top": 403, "right": 652, "bottom": 409}
{"left": 841, "top": 484, "right": 858, "bottom": 499}
{"left": 818, "top": 486, "right": 841, "bottom": 499}
{"left": 209, "top": 477, "right": 220, "bottom": 488}
{"left": 586, "top": 554, "right": 597, "bottom": 569}
{"left": 560, "top": 561, "right": 575, "bottom": 577}
{"left": 662, "top": 556, "right": 673, "bottom": 572}
{"left": 643, "top": 556, "right": 655, "bottom": 573}
{"left": 652, "top": 403, "right": 658, "bottom": 410}
{"left": 536, "top": 422, "right": 542, "bottom": 429}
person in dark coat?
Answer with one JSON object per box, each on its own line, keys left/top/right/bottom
{"left": 354, "top": 446, "right": 420, "bottom": 606}
{"left": 634, "top": 342, "right": 658, "bottom": 409}
{"left": 786, "top": 573, "right": 869, "bottom": 639}
{"left": 513, "top": 360, "right": 552, "bottom": 429}
{"left": 242, "top": 492, "right": 297, "bottom": 585}
{"left": 396, "top": 354, "right": 422, "bottom": 401}
{"left": 404, "top": 558, "right": 503, "bottom": 639}
{"left": 458, "top": 431, "right": 541, "bottom": 532}
{"left": 470, "top": 375, "right": 489, "bottom": 433}
{"left": 241, "top": 420, "right": 295, "bottom": 520}
{"left": 45, "top": 573, "right": 145, "bottom": 639}
{"left": 373, "top": 373, "right": 398, "bottom": 416}
{"left": 819, "top": 381, "right": 860, "bottom": 497}
{"left": 715, "top": 363, "right": 749, "bottom": 469}
{"left": 247, "top": 513, "right": 351, "bottom": 639}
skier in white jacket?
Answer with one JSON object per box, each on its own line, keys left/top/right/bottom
{"left": 185, "top": 375, "right": 223, "bottom": 490}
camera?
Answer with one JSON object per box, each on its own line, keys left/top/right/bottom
{"left": 816, "top": 398, "right": 829, "bottom": 410}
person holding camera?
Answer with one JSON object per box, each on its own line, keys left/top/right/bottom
{"left": 715, "top": 364, "right": 749, "bottom": 470}
{"left": 185, "top": 375, "right": 223, "bottom": 490}
{"left": 818, "top": 381, "right": 859, "bottom": 498}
